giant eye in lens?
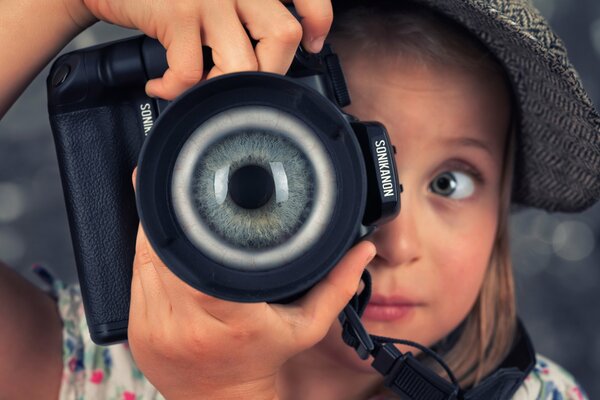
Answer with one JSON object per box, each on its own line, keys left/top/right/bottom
{"left": 171, "top": 105, "right": 336, "bottom": 271}
{"left": 191, "top": 130, "right": 314, "bottom": 249}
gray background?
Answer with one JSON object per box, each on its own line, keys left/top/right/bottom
{"left": 0, "top": 0, "right": 599, "bottom": 397}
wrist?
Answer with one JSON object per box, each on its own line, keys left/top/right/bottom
{"left": 0, "top": 0, "right": 95, "bottom": 117}
{"left": 165, "top": 376, "right": 279, "bottom": 400}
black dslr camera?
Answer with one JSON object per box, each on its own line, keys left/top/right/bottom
{"left": 47, "top": 35, "right": 401, "bottom": 345}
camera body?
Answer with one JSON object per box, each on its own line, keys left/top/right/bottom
{"left": 48, "top": 35, "right": 400, "bottom": 344}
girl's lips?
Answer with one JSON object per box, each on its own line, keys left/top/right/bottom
{"left": 362, "top": 294, "right": 422, "bottom": 322}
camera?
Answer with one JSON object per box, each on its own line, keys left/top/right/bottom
{"left": 47, "top": 35, "right": 401, "bottom": 345}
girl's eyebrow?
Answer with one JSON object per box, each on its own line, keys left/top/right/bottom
{"left": 443, "top": 136, "right": 494, "bottom": 158}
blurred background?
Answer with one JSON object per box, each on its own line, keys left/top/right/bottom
{"left": 0, "top": 0, "right": 599, "bottom": 397}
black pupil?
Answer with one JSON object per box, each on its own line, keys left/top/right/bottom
{"left": 435, "top": 173, "right": 455, "bottom": 194}
{"left": 438, "top": 176, "right": 451, "bottom": 191}
{"left": 228, "top": 164, "right": 274, "bottom": 209}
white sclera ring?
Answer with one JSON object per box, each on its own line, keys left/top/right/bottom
{"left": 171, "top": 105, "right": 337, "bottom": 271}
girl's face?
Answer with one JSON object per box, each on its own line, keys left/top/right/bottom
{"left": 313, "top": 50, "right": 511, "bottom": 371}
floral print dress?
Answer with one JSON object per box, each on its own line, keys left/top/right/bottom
{"left": 35, "top": 266, "right": 588, "bottom": 400}
{"left": 35, "top": 265, "right": 164, "bottom": 400}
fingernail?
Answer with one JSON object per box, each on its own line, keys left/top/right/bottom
{"left": 310, "top": 35, "right": 326, "bottom": 53}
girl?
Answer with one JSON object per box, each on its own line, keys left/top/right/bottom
{"left": 0, "top": 0, "right": 598, "bottom": 399}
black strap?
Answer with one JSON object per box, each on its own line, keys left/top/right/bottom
{"left": 338, "top": 270, "right": 536, "bottom": 400}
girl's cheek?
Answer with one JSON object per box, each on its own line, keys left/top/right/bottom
{"left": 428, "top": 204, "right": 497, "bottom": 287}
{"left": 426, "top": 186, "right": 500, "bottom": 237}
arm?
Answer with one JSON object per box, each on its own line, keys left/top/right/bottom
{"left": 0, "top": 0, "right": 96, "bottom": 119}
{"left": 0, "top": 1, "right": 91, "bottom": 397}
{"left": 0, "top": 261, "right": 63, "bottom": 399}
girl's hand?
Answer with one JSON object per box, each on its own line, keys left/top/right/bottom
{"left": 128, "top": 173, "right": 376, "bottom": 399}
{"left": 69, "top": 0, "right": 334, "bottom": 100}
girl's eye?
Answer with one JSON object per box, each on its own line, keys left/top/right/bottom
{"left": 429, "top": 171, "right": 475, "bottom": 199}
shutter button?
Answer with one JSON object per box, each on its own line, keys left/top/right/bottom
{"left": 52, "top": 64, "right": 71, "bottom": 87}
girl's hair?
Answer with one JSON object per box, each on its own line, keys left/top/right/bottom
{"left": 328, "top": 1, "right": 518, "bottom": 389}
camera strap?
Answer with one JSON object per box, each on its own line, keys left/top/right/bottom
{"left": 338, "top": 270, "right": 536, "bottom": 400}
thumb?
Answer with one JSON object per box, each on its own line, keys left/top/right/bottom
{"left": 145, "top": 23, "right": 204, "bottom": 100}
{"left": 296, "top": 241, "right": 376, "bottom": 337}
{"left": 291, "top": 0, "right": 334, "bottom": 53}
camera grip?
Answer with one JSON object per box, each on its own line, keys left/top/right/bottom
{"left": 51, "top": 105, "right": 144, "bottom": 344}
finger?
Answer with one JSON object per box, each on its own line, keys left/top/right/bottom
{"left": 200, "top": 1, "right": 257, "bottom": 80}
{"left": 131, "top": 167, "right": 137, "bottom": 193}
{"left": 130, "top": 167, "right": 145, "bottom": 320}
{"left": 133, "top": 224, "right": 173, "bottom": 325}
{"left": 145, "top": 22, "right": 204, "bottom": 100}
{"left": 237, "top": 0, "right": 302, "bottom": 74}
{"left": 295, "top": 241, "right": 376, "bottom": 338}
{"left": 129, "top": 237, "right": 147, "bottom": 322}
{"left": 292, "top": 0, "right": 334, "bottom": 53}
{"left": 128, "top": 256, "right": 149, "bottom": 355}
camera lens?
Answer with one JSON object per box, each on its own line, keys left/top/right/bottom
{"left": 136, "top": 73, "right": 373, "bottom": 301}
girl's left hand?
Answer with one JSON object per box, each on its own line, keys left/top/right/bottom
{"left": 128, "top": 172, "right": 376, "bottom": 400}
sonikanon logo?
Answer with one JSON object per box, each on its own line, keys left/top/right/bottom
{"left": 140, "top": 103, "right": 154, "bottom": 135}
{"left": 374, "top": 139, "right": 395, "bottom": 198}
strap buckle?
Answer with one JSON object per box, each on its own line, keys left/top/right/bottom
{"left": 339, "top": 302, "right": 375, "bottom": 360}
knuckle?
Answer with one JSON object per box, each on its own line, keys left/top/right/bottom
{"left": 171, "top": 0, "right": 195, "bottom": 18}
{"left": 135, "top": 244, "right": 152, "bottom": 266}
{"left": 272, "top": 17, "right": 303, "bottom": 45}
{"left": 225, "top": 55, "right": 259, "bottom": 73}
{"left": 297, "top": 324, "right": 324, "bottom": 350}
{"left": 229, "top": 325, "right": 259, "bottom": 342}
{"left": 325, "top": 280, "right": 355, "bottom": 303}
{"left": 172, "top": 67, "right": 203, "bottom": 84}
{"left": 340, "top": 285, "right": 356, "bottom": 301}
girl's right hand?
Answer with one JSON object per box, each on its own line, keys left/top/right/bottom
{"left": 69, "top": 0, "right": 334, "bottom": 100}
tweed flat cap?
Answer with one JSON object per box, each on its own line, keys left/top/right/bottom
{"left": 332, "top": 0, "right": 600, "bottom": 212}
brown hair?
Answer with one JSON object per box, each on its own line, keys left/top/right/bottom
{"left": 328, "top": 1, "right": 518, "bottom": 390}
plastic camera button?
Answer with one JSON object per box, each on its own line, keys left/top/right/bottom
{"left": 52, "top": 64, "right": 71, "bottom": 87}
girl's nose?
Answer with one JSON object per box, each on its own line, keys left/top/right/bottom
{"left": 368, "top": 188, "right": 421, "bottom": 269}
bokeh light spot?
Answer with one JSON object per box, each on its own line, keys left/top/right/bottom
{"left": 0, "top": 182, "right": 26, "bottom": 223}
{"left": 0, "top": 228, "right": 26, "bottom": 264}
{"left": 590, "top": 18, "right": 600, "bottom": 57}
{"left": 552, "top": 221, "right": 595, "bottom": 262}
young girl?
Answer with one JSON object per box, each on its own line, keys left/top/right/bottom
{"left": 1, "top": 0, "right": 598, "bottom": 399}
